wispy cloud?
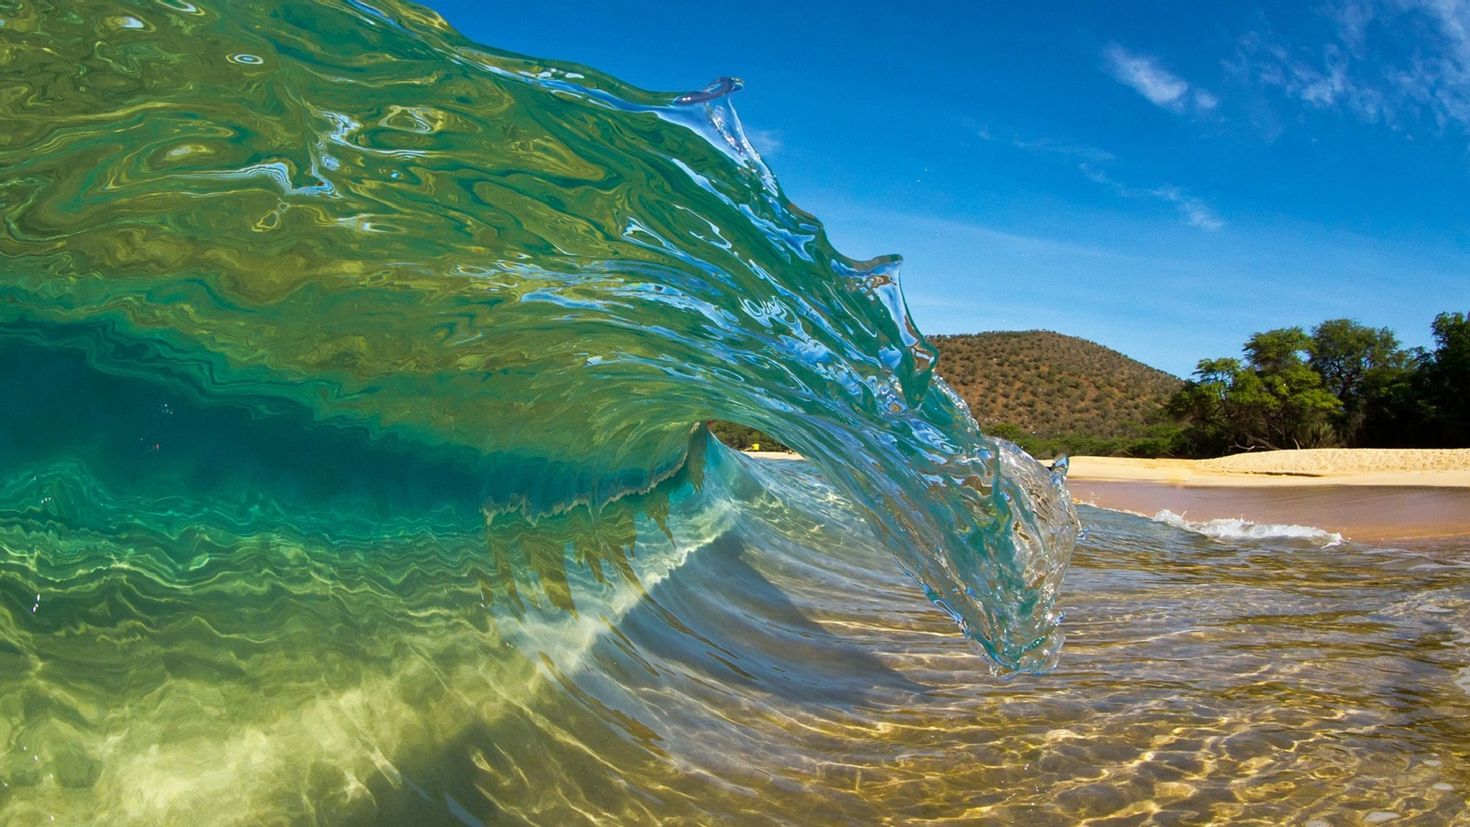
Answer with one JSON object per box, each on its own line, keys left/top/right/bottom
{"left": 969, "top": 121, "right": 1222, "bottom": 230}
{"left": 745, "top": 128, "right": 784, "bottom": 157}
{"left": 1234, "top": 0, "right": 1470, "bottom": 133}
{"left": 1151, "top": 185, "right": 1227, "bottom": 231}
{"left": 1080, "top": 164, "right": 1225, "bottom": 230}
{"left": 1009, "top": 135, "right": 1117, "bottom": 162}
{"left": 1103, "top": 43, "right": 1218, "bottom": 114}
{"left": 970, "top": 123, "right": 1116, "bottom": 163}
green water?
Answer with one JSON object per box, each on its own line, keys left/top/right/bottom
{"left": 0, "top": 0, "right": 1075, "bottom": 668}
{"left": 0, "top": 0, "right": 1086, "bottom": 821}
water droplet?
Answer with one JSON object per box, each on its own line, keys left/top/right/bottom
{"left": 228, "top": 53, "right": 263, "bottom": 66}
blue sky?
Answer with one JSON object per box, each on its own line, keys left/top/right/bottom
{"left": 423, "top": 0, "right": 1467, "bottom": 376}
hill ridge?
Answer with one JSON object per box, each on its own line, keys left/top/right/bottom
{"left": 930, "top": 330, "right": 1182, "bottom": 455}
{"left": 714, "top": 330, "right": 1182, "bottom": 456}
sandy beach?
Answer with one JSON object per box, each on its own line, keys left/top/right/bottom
{"left": 1067, "top": 448, "right": 1470, "bottom": 488}
{"left": 746, "top": 448, "right": 1470, "bottom": 541}
{"left": 1066, "top": 449, "right": 1470, "bottom": 541}
{"left": 745, "top": 450, "right": 804, "bottom": 461}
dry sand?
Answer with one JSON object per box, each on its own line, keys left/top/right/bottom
{"left": 751, "top": 448, "right": 1470, "bottom": 486}
{"left": 1067, "top": 448, "right": 1470, "bottom": 488}
{"left": 744, "top": 450, "right": 803, "bottom": 461}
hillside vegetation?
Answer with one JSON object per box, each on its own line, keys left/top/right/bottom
{"left": 931, "top": 331, "right": 1182, "bottom": 457}
{"left": 714, "top": 330, "right": 1183, "bottom": 457}
{"left": 716, "top": 312, "right": 1470, "bottom": 458}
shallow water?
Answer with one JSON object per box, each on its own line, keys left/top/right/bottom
{"left": 1072, "top": 480, "right": 1470, "bottom": 542}
{"left": 459, "top": 466, "right": 1470, "bottom": 826}
{"left": 3, "top": 446, "right": 1468, "bottom": 823}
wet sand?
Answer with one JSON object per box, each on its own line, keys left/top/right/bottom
{"left": 1069, "top": 480, "right": 1470, "bottom": 542}
{"left": 746, "top": 448, "right": 1470, "bottom": 542}
{"left": 1068, "top": 450, "right": 1470, "bottom": 541}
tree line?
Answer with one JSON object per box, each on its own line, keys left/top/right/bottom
{"left": 1168, "top": 311, "right": 1469, "bottom": 455}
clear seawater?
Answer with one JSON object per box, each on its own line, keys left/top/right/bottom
{"left": 5, "top": 444, "right": 1468, "bottom": 823}
{"left": 1, "top": 1, "right": 1467, "bottom": 824}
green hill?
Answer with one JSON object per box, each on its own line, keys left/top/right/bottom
{"left": 930, "top": 331, "right": 1183, "bottom": 456}
{"left": 713, "top": 330, "right": 1183, "bottom": 456}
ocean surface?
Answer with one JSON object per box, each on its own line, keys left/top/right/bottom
{"left": 3, "top": 444, "right": 1467, "bottom": 823}
{"left": 1, "top": 1, "right": 1467, "bottom": 824}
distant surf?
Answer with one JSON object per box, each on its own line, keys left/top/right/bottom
{"left": 1148, "top": 509, "right": 1344, "bottom": 546}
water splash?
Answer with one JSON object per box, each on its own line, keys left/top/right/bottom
{"left": 1151, "top": 509, "right": 1344, "bottom": 546}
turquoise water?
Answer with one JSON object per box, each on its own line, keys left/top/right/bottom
{"left": 0, "top": 0, "right": 1074, "bottom": 669}
{"left": 3, "top": 2, "right": 1468, "bottom": 824}
{"left": 0, "top": 0, "right": 1081, "bottom": 820}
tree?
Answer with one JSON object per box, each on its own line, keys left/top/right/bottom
{"left": 1309, "top": 319, "right": 1406, "bottom": 403}
{"left": 1167, "top": 357, "right": 1243, "bottom": 455}
{"left": 1356, "top": 346, "right": 1432, "bottom": 447}
{"left": 1166, "top": 312, "right": 1470, "bottom": 455}
{"left": 1422, "top": 311, "right": 1470, "bottom": 446}
{"left": 1242, "top": 327, "right": 1341, "bottom": 449}
{"left": 1245, "top": 327, "right": 1313, "bottom": 375}
{"left": 1168, "top": 328, "right": 1341, "bottom": 455}
{"left": 1308, "top": 319, "right": 1411, "bottom": 446}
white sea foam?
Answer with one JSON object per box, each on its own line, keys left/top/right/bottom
{"left": 1150, "top": 509, "right": 1344, "bottom": 546}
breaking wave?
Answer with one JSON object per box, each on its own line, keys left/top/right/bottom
{"left": 1150, "top": 509, "right": 1344, "bottom": 545}
{"left": 0, "top": 0, "right": 1078, "bottom": 822}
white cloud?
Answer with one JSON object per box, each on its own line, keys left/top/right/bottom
{"left": 1103, "top": 43, "right": 1217, "bottom": 114}
{"left": 1151, "top": 185, "right": 1227, "bottom": 231}
{"left": 970, "top": 125, "right": 1216, "bottom": 228}
{"left": 1009, "top": 135, "right": 1117, "bottom": 162}
{"left": 1079, "top": 164, "right": 1225, "bottom": 230}
{"left": 971, "top": 123, "right": 1117, "bottom": 162}
{"left": 745, "top": 128, "right": 784, "bottom": 157}
{"left": 1236, "top": 0, "right": 1470, "bottom": 132}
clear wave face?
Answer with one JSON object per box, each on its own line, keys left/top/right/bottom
{"left": 0, "top": 1, "right": 1082, "bottom": 822}
{"left": 0, "top": 0, "right": 1075, "bottom": 670}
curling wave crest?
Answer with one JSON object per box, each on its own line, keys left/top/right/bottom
{"left": 0, "top": 1, "right": 1079, "bottom": 822}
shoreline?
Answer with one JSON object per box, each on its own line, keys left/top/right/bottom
{"left": 1069, "top": 480, "right": 1470, "bottom": 542}
{"left": 1068, "top": 450, "right": 1470, "bottom": 541}
{"left": 744, "top": 447, "right": 1470, "bottom": 542}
